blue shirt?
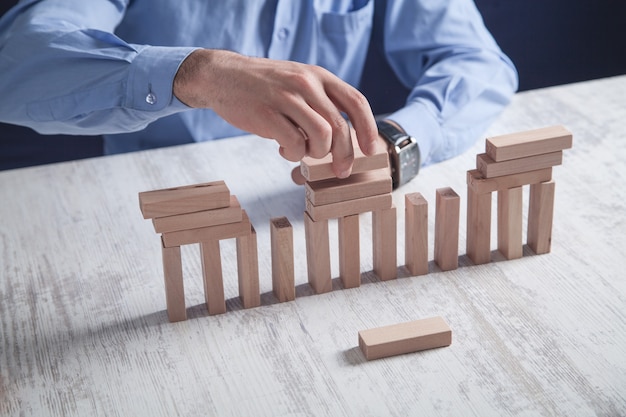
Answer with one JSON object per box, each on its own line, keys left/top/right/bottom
{"left": 0, "top": 0, "right": 517, "bottom": 166}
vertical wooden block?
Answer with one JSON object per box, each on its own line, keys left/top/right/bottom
{"left": 466, "top": 185, "right": 492, "bottom": 265}
{"left": 236, "top": 225, "right": 260, "bottom": 309}
{"left": 271, "top": 217, "right": 295, "bottom": 302}
{"left": 200, "top": 240, "right": 226, "bottom": 315}
{"left": 527, "top": 180, "right": 555, "bottom": 254}
{"left": 497, "top": 186, "right": 523, "bottom": 259}
{"left": 161, "top": 239, "right": 186, "bottom": 322}
{"left": 304, "top": 212, "right": 332, "bottom": 294}
{"left": 434, "top": 187, "right": 460, "bottom": 271}
{"left": 405, "top": 193, "right": 428, "bottom": 276}
{"left": 373, "top": 205, "right": 397, "bottom": 281}
{"left": 338, "top": 214, "right": 361, "bottom": 289}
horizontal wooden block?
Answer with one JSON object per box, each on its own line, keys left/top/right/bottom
{"left": 358, "top": 317, "right": 452, "bottom": 360}
{"left": 152, "top": 195, "right": 242, "bottom": 233}
{"left": 300, "top": 147, "right": 389, "bottom": 182}
{"left": 477, "top": 151, "right": 562, "bottom": 179}
{"left": 467, "top": 168, "right": 552, "bottom": 194}
{"left": 139, "top": 181, "right": 230, "bottom": 219}
{"left": 486, "top": 125, "right": 572, "bottom": 162}
{"left": 305, "top": 169, "right": 392, "bottom": 206}
{"left": 306, "top": 193, "right": 392, "bottom": 221}
{"left": 162, "top": 210, "right": 251, "bottom": 247}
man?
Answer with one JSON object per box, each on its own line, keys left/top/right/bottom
{"left": 0, "top": 0, "right": 517, "bottom": 186}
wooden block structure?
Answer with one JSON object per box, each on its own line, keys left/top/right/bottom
{"left": 139, "top": 181, "right": 260, "bottom": 322}
{"left": 358, "top": 316, "right": 452, "bottom": 360}
{"left": 301, "top": 147, "right": 395, "bottom": 293}
{"left": 467, "top": 125, "right": 572, "bottom": 264}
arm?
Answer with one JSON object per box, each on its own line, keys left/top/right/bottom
{"left": 0, "top": 0, "right": 196, "bottom": 136}
{"left": 382, "top": 0, "right": 519, "bottom": 166}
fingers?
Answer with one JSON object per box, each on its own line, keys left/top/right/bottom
{"left": 290, "top": 166, "right": 306, "bottom": 185}
{"left": 324, "top": 76, "right": 378, "bottom": 156}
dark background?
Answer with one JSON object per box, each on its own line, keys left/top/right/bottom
{"left": 1, "top": 0, "right": 625, "bottom": 170}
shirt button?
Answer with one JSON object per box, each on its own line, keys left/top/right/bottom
{"left": 146, "top": 92, "right": 157, "bottom": 105}
{"left": 277, "top": 28, "right": 289, "bottom": 40}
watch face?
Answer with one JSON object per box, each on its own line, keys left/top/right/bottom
{"left": 398, "top": 142, "right": 420, "bottom": 187}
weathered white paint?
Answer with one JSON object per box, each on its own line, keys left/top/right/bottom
{"left": 1, "top": 76, "right": 625, "bottom": 417}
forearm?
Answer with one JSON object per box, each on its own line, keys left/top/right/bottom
{"left": 382, "top": 0, "right": 518, "bottom": 166}
{"left": 0, "top": 0, "right": 195, "bottom": 135}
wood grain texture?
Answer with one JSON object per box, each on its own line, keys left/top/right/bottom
{"left": 305, "top": 192, "right": 392, "bottom": 221}
{"left": 477, "top": 151, "right": 562, "bottom": 178}
{"left": 200, "top": 240, "right": 226, "bottom": 315}
{"left": 486, "top": 125, "right": 573, "bottom": 161}
{"left": 434, "top": 187, "right": 460, "bottom": 271}
{"left": 404, "top": 193, "right": 428, "bottom": 276}
{"left": 304, "top": 212, "right": 331, "bottom": 294}
{"left": 358, "top": 316, "right": 452, "bottom": 360}
{"left": 305, "top": 169, "right": 392, "bottom": 206}
{"left": 497, "top": 187, "right": 524, "bottom": 259}
{"left": 300, "top": 149, "right": 389, "bottom": 182}
{"left": 161, "top": 240, "right": 186, "bottom": 322}
{"left": 527, "top": 180, "right": 556, "bottom": 255}
{"left": 138, "top": 180, "right": 230, "bottom": 219}
{"left": 152, "top": 195, "right": 242, "bottom": 233}
{"left": 2, "top": 77, "right": 626, "bottom": 417}
{"left": 338, "top": 214, "right": 361, "bottom": 289}
{"left": 467, "top": 168, "right": 553, "bottom": 194}
{"left": 270, "top": 217, "right": 295, "bottom": 302}
{"left": 236, "top": 225, "right": 261, "bottom": 309}
{"left": 466, "top": 186, "right": 492, "bottom": 265}
{"left": 372, "top": 206, "right": 398, "bottom": 281}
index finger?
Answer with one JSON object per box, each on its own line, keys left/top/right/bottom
{"left": 325, "top": 79, "right": 378, "bottom": 156}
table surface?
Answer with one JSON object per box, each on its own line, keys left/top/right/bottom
{"left": 2, "top": 75, "right": 625, "bottom": 417}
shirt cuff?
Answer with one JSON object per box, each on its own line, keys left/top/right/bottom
{"left": 385, "top": 101, "right": 442, "bottom": 166}
{"left": 126, "top": 45, "right": 198, "bottom": 112}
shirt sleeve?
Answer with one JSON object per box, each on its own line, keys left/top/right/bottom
{"left": 0, "top": 0, "right": 196, "bottom": 135}
{"left": 382, "top": 0, "right": 519, "bottom": 166}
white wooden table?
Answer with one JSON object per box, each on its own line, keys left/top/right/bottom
{"left": 1, "top": 76, "right": 625, "bottom": 417}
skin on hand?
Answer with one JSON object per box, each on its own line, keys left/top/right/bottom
{"left": 173, "top": 49, "right": 378, "bottom": 178}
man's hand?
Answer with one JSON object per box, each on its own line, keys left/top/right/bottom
{"left": 173, "top": 49, "right": 378, "bottom": 178}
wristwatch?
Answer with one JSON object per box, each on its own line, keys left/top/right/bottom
{"left": 376, "top": 120, "right": 420, "bottom": 188}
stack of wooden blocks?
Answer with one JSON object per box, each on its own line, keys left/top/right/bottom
{"left": 466, "top": 125, "right": 573, "bottom": 264}
{"left": 138, "top": 181, "right": 260, "bottom": 322}
{"left": 300, "top": 145, "right": 395, "bottom": 293}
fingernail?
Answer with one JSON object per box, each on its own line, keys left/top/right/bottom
{"left": 338, "top": 169, "right": 351, "bottom": 179}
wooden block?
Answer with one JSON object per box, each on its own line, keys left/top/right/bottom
{"left": 466, "top": 186, "right": 492, "bottom": 265}
{"left": 152, "top": 195, "right": 242, "bottom": 233}
{"left": 161, "top": 239, "right": 186, "bottom": 322}
{"left": 358, "top": 316, "right": 452, "bottom": 360}
{"left": 139, "top": 181, "right": 230, "bottom": 219}
{"left": 527, "top": 180, "right": 555, "bottom": 254}
{"left": 305, "top": 169, "right": 392, "bottom": 206}
{"left": 434, "top": 187, "right": 460, "bottom": 271}
{"left": 300, "top": 148, "right": 389, "bottom": 182}
{"left": 498, "top": 187, "right": 523, "bottom": 259}
{"left": 467, "top": 168, "right": 552, "bottom": 194}
{"left": 486, "top": 125, "right": 573, "bottom": 162}
{"left": 373, "top": 206, "right": 397, "bottom": 281}
{"left": 477, "top": 151, "right": 562, "bottom": 179}
{"left": 200, "top": 240, "right": 226, "bottom": 315}
{"left": 304, "top": 212, "right": 331, "bottom": 294}
{"left": 338, "top": 214, "right": 361, "bottom": 289}
{"left": 270, "top": 217, "right": 295, "bottom": 302}
{"left": 161, "top": 210, "right": 251, "bottom": 247}
{"left": 405, "top": 193, "right": 428, "bottom": 276}
{"left": 306, "top": 193, "right": 392, "bottom": 221}
{"left": 236, "top": 225, "right": 260, "bottom": 309}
